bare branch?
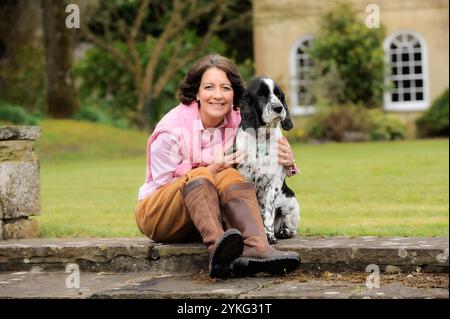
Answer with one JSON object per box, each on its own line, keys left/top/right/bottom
{"left": 140, "top": 0, "right": 185, "bottom": 99}
{"left": 130, "top": 0, "right": 150, "bottom": 40}
{"left": 127, "top": 0, "right": 150, "bottom": 76}
{"left": 153, "top": 3, "right": 227, "bottom": 97}
{"left": 215, "top": 10, "right": 251, "bottom": 32}
{"left": 81, "top": 18, "right": 136, "bottom": 76}
{"left": 102, "top": 2, "right": 113, "bottom": 44}
{"left": 167, "top": 1, "right": 222, "bottom": 38}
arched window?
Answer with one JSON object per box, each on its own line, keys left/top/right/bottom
{"left": 383, "top": 30, "right": 429, "bottom": 111}
{"left": 290, "top": 35, "right": 315, "bottom": 115}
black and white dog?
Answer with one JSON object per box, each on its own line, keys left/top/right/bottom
{"left": 234, "top": 77, "right": 300, "bottom": 244}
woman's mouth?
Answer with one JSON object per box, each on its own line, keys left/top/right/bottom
{"left": 209, "top": 102, "right": 225, "bottom": 109}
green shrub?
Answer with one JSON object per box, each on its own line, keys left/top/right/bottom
{"left": 73, "top": 105, "right": 131, "bottom": 129}
{"left": 305, "top": 104, "right": 372, "bottom": 142}
{"left": 307, "top": 3, "right": 386, "bottom": 107}
{"left": 0, "top": 45, "right": 46, "bottom": 114}
{"left": 415, "top": 89, "right": 449, "bottom": 138}
{"left": 305, "top": 105, "right": 406, "bottom": 142}
{"left": 283, "top": 127, "right": 308, "bottom": 143}
{"left": 368, "top": 109, "right": 406, "bottom": 141}
{"left": 0, "top": 102, "right": 40, "bottom": 125}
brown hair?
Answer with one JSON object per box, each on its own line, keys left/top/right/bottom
{"left": 178, "top": 54, "right": 246, "bottom": 109}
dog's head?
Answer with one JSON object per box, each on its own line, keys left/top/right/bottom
{"left": 238, "top": 77, "right": 293, "bottom": 132}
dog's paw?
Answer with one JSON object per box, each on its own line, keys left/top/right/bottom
{"left": 276, "top": 228, "right": 297, "bottom": 239}
{"left": 266, "top": 233, "right": 278, "bottom": 245}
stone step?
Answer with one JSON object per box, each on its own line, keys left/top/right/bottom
{"left": 0, "top": 270, "right": 447, "bottom": 299}
{"left": 0, "top": 236, "right": 448, "bottom": 274}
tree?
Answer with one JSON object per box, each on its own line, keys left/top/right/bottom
{"left": 307, "top": 3, "right": 386, "bottom": 108}
{"left": 81, "top": 0, "right": 251, "bottom": 129}
{"left": 42, "top": 0, "right": 79, "bottom": 118}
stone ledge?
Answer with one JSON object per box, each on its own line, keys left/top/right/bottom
{"left": 0, "top": 140, "right": 38, "bottom": 162}
{"left": 0, "top": 236, "right": 448, "bottom": 273}
{"left": 2, "top": 219, "right": 40, "bottom": 240}
{"left": 0, "top": 126, "right": 42, "bottom": 141}
{"left": 0, "top": 271, "right": 447, "bottom": 299}
{"left": 0, "top": 161, "right": 41, "bottom": 219}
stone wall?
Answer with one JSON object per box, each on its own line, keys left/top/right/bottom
{"left": 0, "top": 127, "right": 41, "bottom": 240}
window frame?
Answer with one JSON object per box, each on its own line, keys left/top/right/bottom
{"left": 290, "top": 35, "right": 316, "bottom": 116}
{"left": 383, "top": 29, "right": 429, "bottom": 112}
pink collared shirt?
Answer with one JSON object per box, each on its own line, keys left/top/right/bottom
{"left": 138, "top": 102, "right": 299, "bottom": 201}
{"left": 148, "top": 119, "right": 229, "bottom": 196}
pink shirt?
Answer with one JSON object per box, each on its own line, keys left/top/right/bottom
{"left": 138, "top": 102, "right": 299, "bottom": 201}
{"left": 146, "top": 119, "right": 229, "bottom": 198}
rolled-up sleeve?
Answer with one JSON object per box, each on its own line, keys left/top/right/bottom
{"left": 150, "top": 132, "right": 181, "bottom": 189}
{"left": 285, "top": 164, "right": 301, "bottom": 177}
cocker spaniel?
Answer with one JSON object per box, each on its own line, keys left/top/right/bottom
{"left": 234, "top": 77, "right": 300, "bottom": 244}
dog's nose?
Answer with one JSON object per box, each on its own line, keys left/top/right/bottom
{"left": 273, "top": 106, "right": 283, "bottom": 113}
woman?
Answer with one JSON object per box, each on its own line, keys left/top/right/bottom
{"left": 136, "top": 54, "right": 300, "bottom": 278}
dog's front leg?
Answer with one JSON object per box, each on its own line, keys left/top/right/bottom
{"left": 263, "top": 187, "right": 278, "bottom": 245}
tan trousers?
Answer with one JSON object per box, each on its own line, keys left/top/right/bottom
{"left": 135, "top": 167, "right": 245, "bottom": 243}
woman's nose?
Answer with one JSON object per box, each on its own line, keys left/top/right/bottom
{"left": 213, "top": 88, "right": 223, "bottom": 99}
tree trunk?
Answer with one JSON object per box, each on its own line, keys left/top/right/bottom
{"left": 41, "top": 0, "right": 79, "bottom": 118}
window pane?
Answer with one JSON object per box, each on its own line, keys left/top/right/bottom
{"left": 416, "top": 92, "right": 423, "bottom": 100}
{"left": 394, "top": 81, "right": 398, "bottom": 88}
{"left": 414, "top": 52, "right": 421, "bottom": 61}
{"left": 404, "top": 92, "right": 411, "bottom": 101}
{"left": 402, "top": 66, "right": 410, "bottom": 74}
{"left": 392, "top": 93, "right": 399, "bottom": 102}
{"left": 404, "top": 80, "right": 411, "bottom": 88}
{"left": 415, "top": 66, "right": 422, "bottom": 74}
{"left": 402, "top": 53, "right": 409, "bottom": 62}
{"left": 391, "top": 54, "right": 397, "bottom": 62}
{"left": 392, "top": 67, "right": 397, "bottom": 75}
{"left": 390, "top": 43, "right": 397, "bottom": 49}
{"left": 415, "top": 79, "right": 423, "bottom": 88}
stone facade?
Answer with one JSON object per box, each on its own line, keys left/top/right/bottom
{"left": 0, "top": 126, "right": 41, "bottom": 240}
{"left": 252, "top": 0, "right": 449, "bottom": 137}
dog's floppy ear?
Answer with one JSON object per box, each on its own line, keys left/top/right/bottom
{"left": 238, "top": 91, "right": 259, "bottom": 133}
{"left": 281, "top": 96, "right": 294, "bottom": 131}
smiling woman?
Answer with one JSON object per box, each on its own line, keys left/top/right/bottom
{"left": 135, "top": 53, "right": 301, "bottom": 278}
{"left": 197, "top": 67, "right": 234, "bottom": 128}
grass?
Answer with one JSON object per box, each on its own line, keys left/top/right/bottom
{"left": 34, "top": 120, "right": 449, "bottom": 237}
{"left": 287, "top": 140, "right": 449, "bottom": 237}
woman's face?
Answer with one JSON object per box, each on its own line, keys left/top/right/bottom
{"left": 197, "top": 67, "right": 234, "bottom": 128}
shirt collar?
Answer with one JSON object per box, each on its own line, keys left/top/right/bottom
{"left": 197, "top": 112, "right": 228, "bottom": 131}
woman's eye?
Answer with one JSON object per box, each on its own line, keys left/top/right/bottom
{"left": 223, "top": 86, "right": 232, "bottom": 91}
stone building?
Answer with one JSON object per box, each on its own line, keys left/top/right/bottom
{"left": 252, "top": 0, "right": 449, "bottom": 137}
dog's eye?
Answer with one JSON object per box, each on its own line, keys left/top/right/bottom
{"left": 274, "top": 87, "right": 285, "bottom": 100}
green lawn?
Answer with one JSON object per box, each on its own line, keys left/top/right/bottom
{"left": 34, "top": 120, "right": 449, "bottom": 237}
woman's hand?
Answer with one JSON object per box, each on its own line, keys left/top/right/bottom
{"left": 207, "top": 148, "right": 247, "bottom": 174}
{"left": 278, "top": 136, "right": 296, "bottom": 168}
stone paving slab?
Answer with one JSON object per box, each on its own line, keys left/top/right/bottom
{"left": 0, "top": 237, "right": 448, "bottom": 273}
{"left": 0, "top": 270, "right": 447, "bottom": 299}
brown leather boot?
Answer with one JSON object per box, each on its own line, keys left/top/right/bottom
{"left": 220, "top": 183, "right": 300, "bottom": 276}
{"left": 182, "top": 178, "right": 244, "bottom": 278}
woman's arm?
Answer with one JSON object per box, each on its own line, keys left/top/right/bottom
{"left": 150, "top": 132, "right": 181, "bottom": 188}
{"left": 278, "top": 136, "right": 300, "bottom": 177}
